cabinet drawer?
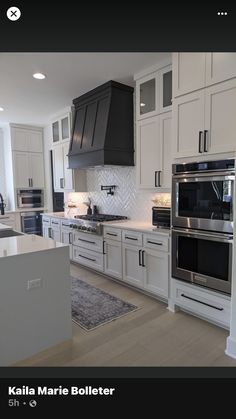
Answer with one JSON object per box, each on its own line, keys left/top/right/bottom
{"left": 143, "top": 233, "right": 169, "bottom": 252}
{"left": 73, "top": 231, "right": 103, "bottom": 253}
{"left": 50, "top": 217, "right": 61, "bottom": 230}
{"left": 122, "top": 230, "right": 143, "bottom": 246}
{"left": 72, "top": 246, "right": 104, "bottom": 272}
{"left": 42, "top": 215, "right": 51, "bottom": 225}
{"left": 104, "top": 227, "right": 121, "bottom": 241}
{"left": 61, "top": 220, "right": 72, "bottom": 230}
{"left": 174, "top": 280, "right": 230, "bottom": 328}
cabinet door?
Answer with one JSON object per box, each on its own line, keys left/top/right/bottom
{"left": 159, "top": 65, "right": 172, "bottom": 113}
{"left": 122, "top": 244, "right": 144, "bottom": 287}
{"left": 52, "top": 120, "right": 60, "bottom": 143}
{"left": 104, "top": 239, "right": 122, "bottom": 279}
{"left": 173, "top": 90, "right": 205, "bottom": 158}
{"left": 61, "top": 230, "right": 73, "bottom": 259}
{"left": 28, "top": 130, "right": 43, "bottom": 152}
{"left": 13, "top": 151, "right": 31, "bottom": 188}
{"left": 159, "top": 112, "right": 172, "bottom": 189}
{"left": 173, "top": 53, "right": 206, "bottom": 97}
{"left": 206, "top": 53, "right": 236, "bottom": 86}
{"left": 136, "top": 72, "right": 159, "bottom": 119}
{"left": 42, "top": 225, "right": 51, "bottom": 238}
{"left": 11, "top": 128, "right": 29, "bottom": 151}
{"left": 137, "top": 116, "right": 162, "bottom": 189}
{"left": 51, "top": 228, "right": 61, "bottom": 242}
{"left": 144, "top": 249, "right": 169, "bottom": 298}
{"left": 63, "top": 142, "right": 74, "bottom": 190}
{"left": 61, "top": 115, "right": 70, "bottom": 141}
{"left": 30, "top": 153, "right": 45, "bottom": 188}
{"left": 204, "top": 79, "right": 236, "bottom": 154}
{"left": 52, "top": 145, "right": 64, "bottom": 191}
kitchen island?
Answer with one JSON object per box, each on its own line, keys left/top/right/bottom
{"left": 0, "top": 234, "right": 72, "bottom": 366}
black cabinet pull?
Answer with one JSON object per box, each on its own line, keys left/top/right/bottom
{"left": 106, "top": 232, "right": 117, "bottom": 237}
{"left": 198, "top": 131, "right": 203, "bottom": 153}
{"left": 52, "top": 221, "right": 59, "bottom": 225}
{"left": 69, "top": 232, "right": 73, "bottom": 244}
{"left": 142, "top": 250, "right": 145, "bottom": 267}
{"left": 204, "top": 130, "right": 208, "bottom": 152}
{"left": 155, "top": 171, "right": 158, "bottom": 187}
{"left": 103, "top": 240, "right": 106, "bottom": 254}
{"left": 181, "top": 293, "right": 223, "bottom": 311}
{"left": 138, "top": 249, "right": 142, "bottom": 266}
{"left": 147, "top": 240, "right": 163, "bottom": 246}
{"left": 78, "top": 238, "right": 96, "bottom": 244}
{"left": 125, "top": 236, "right": 138, "bottom": 241}
{"left": 158, "top": 171, "right": 161, "bottom": 187}
{"left": 79, "top": 254, "right": 96, "bottom": 262}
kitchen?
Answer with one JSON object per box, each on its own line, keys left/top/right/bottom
{"left": 0, "top": 52, "right": 236, "bottom": 366}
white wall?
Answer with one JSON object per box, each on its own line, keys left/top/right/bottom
{"left": 43, "top": 125, "right": 53, "bottom": 212}
{"left": 0, "top": 129, "right": 6, "bottom": 200}
{"left": 64, "top": 167, "right": 171, "bottom": 222}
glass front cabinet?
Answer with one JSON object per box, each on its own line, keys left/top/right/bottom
{"left": 136, "top": 65, "right": 172, "bottom": 120}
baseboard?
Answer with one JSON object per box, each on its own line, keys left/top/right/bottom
{"left": 225, "top": 336, "right": 236, "bottom": 359}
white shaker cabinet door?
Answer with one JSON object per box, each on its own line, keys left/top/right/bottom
{"left": 122, "top": 244, "right": 144, "bottom": 288}
{"left": 143, "top": 249, "right": 169, "bottom": 298}
{"left": 173, "top": 53, "right": 206, "bottom": 97}
{"left": 13, "top": 151, "right": 31, "bottom": 188}
{"left": 30, "top": 152, "right": 45, "bottom": 188}
{"left": 104, "top": 240, "right": 122, "bottom": 279}
{"left": 159, "top": 112, "right": 172, "bottom": 189}
{"left": 206, "top": 53, "right": 236, "bottom": 86}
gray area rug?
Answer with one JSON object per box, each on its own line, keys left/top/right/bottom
{"left": 71, "top": 277, "right": 138, "bottom": 331}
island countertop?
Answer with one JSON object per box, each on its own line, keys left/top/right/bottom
{"left": 0, "top": 234, "right": 67, "bottom": 258}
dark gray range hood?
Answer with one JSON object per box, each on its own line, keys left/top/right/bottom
{"left": 68, "top": 80, "right": 134, "bottom": 169}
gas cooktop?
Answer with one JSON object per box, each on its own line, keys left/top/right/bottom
{"left": 71, "top": 214, "right": 127, "bottom": 235}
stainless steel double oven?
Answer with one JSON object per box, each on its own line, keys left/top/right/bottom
{"left": 172, "top": 159, "right": 234, "bottom": 295}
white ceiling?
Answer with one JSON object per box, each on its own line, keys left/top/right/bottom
{"left": 0, "top": 52, "right": 170, "bottom": 127}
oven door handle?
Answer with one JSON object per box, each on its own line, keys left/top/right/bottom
{"left": 172, "top": 228, "right": 233, "bottom": 242}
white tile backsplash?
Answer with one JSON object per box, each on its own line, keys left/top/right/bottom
{"left": 64, "top": 166, "right": 171, "bottom": 223}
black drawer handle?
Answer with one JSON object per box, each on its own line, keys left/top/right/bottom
{"left": 52, "top": 221, "right": 59, "bottom": 225}
{"left": 142, "top": 250, "right": 145, "bottom": 267}
{"left": 79, "top": 254, "right": 96, "bottom": 262}
{"left": 147, "top": 240, "right": 163, "bottom": 246}
{"left": 199, "top": 131, "right": 203, "bottom": 153}
{"left": 155, "top": 171, "right": 158, "bottom": 187}
{"left": 204, "top": 130, "right": 208, "bottom": 152}
{"left": 78, "top": 238, "right": 96, "bottom": 244}
{"left": 62, "top": 223, "right": 70, "bottom": 227}
{"left": 181, "top": 293, "right": 224, "bottom": 311}
{"left": 103, "top": 240, "right": 106, "bottom": 254}
{"left": 106, "top": 232, "right": 117, "bottom": 237}
{"left": 138, "top": 249, "right": 142, "bottom": 266}
{"left": 125, "top": 236, "right": 138, "bottom": 241}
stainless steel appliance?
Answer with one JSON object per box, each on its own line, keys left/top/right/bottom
{"left": 172, "top": 159, "right": 234, "bottom": 295}
{"left": 152, "top": 207, "right": 170, "bottom": 229}
{"left": 17, "top": 189, "right": 44, "bottom": 209}
{"left": 172, "top": 159, "right": 234, "bottom": 234}
{"left": 69, "top": 214, "right": 127, "bottom": 235}
{"left": 172, "top": 228, "right": 232, "bottom": 294}
{"left": 21, "top": 211, "right": 43, "bottom": 235}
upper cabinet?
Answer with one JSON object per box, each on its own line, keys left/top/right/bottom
{"left": 135, "top": 64, "right": 172, "bottom": 120}
{"left": 11, "top": 127, "right": 43, "bottom": 153}
{"left": 52, "top": 112, "right": 71, "bottom": 144}
{"left": 173, "top": 53, "right": 236, "bottom": 97}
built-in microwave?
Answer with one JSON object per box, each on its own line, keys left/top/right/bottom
{"left": 17, "top": 189, "right": 44, "bottom": 208}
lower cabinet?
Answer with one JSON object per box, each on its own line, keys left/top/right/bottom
{"left": 144, "top": 248, "right": 169, "bottom": 298}
{"left": 61, "top": 230, "right": 73, "bottom": 259}
{"left": 104, "top": 239, "right": 122, "bottom": 279}
{"left": 122, "top": 243, "right": 144, "bottom": 287}
{"left": 72, "top": 246, "right": 104, "bottom": 272}
{"left": 122, "top": 243, "right": 169, "bottom": 298}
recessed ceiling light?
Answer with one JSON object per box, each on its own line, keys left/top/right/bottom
{"left": 140, "top": 102, "right": 146, "bottom": 107}
{"left": 0, "top": 107, "right": 4, "bottom": 111}
{"left": 33, "top": 73, "right": 46, "bottom": 80}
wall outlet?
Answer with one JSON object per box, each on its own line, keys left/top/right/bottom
{"left": 27, "top": 278, "right": 42, "bottom": 290}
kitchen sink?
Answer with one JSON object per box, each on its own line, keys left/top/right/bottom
{"left": 0, "top": 230, "right": 24, "bottom": 238}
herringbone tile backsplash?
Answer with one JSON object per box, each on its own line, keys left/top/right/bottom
{"left": 64, "top": 167, "right": 171, "bottom": 222}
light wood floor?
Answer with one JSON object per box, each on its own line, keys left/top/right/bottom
{"left": 17, "top": 264, "right": 236, "bottom": 367}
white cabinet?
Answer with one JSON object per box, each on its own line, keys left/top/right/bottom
{"left": 42, "top": 215, "right": 51, "bottom": 238}
{"left": 104, "top": 239, "right": 122, "bottom": 279}
{"left": 72, "top": 246, "right": 104, "bottom": 272}
{"left": 52, "top": 112, "right": 71, "bottom": 144}
{"left": 144, "top": 249, "right": 169, "bottom": 298}
{"left": 173, "top": 52, "right": 236, "bottom": 97}
{"left": 122, "top": 243, "right": 144, "bottom": 287}
{"left": 11, "top": 127, "right": 43, "bottom": 153}
{"left": 13, "top": 151, "right": 45, "bottom": 188}
{"left": 136, "top": 65, "right": 172, "bottom": 120}
{"left": 52, "top": 141, "right": 86, "bottom": 192}
{"left": 206, "top": 53, "right": 236, "bottom": 86}
{"left": 61, "top": 220, "right": 73, "bottom": 259}
{"left": 137, "top": 113, "right": 172, "bottom": 189}
{"left": 173, "top": 79, "right": 236, "bottom": 158}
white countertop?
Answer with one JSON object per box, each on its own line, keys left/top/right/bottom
{"left": 0, "top": 234, "right": 66, "bottom": 258}
{"left": 44, "top": 212, "right": 67, "bottom": 218}
{"left": 102, "top": 220, "right": 170, "bottom": 235}
{"left": 0, "top": 223, "right": 12, "bottom": 231}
